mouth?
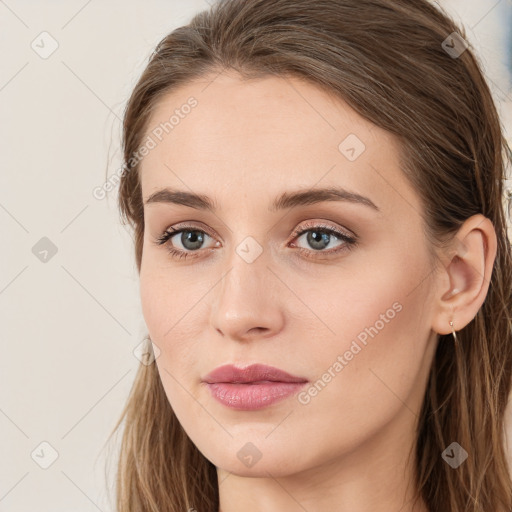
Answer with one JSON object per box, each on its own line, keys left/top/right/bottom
{"left": 202, "top": 363, "right": 308, "bottom": 410}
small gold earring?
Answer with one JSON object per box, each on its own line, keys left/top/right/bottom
{"left": 449, "top": 320, "right": 458, "bottom": 347}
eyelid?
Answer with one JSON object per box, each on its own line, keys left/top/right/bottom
{"left": 159, "top": 219, "right": 354, "bottom": 240}
{"left": 290, "top": 220, "right": 355, "bottom": 240}
{"left": 156, "top": 221, "right": 218, "bottom": 243}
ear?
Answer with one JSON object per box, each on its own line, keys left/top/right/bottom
{"left": 431, "top": 214, "right": 497, "bottom": 336}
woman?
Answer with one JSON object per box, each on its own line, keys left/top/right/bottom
{"left": 106, "top": 0, "right": 512, "bottom": 510}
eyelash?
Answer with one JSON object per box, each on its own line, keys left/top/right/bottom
{"left": 154, "top": 221, "right": 358, "bottom": 261}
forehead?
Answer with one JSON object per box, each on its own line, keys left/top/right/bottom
{"left": 138, "top": 71, "right": 420, "bottom": 217}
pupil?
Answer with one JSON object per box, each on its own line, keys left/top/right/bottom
{"left": 182, "top": 230, "right": 204, "bottom": 250}
{"left": 308, "top": 231, "right": 330, "bottom": 250}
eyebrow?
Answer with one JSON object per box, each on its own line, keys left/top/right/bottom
{"left": 144, "top": 186, "right": 380, "bottom": 212}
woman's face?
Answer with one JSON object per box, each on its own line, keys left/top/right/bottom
{"left": 138, "top": 71, "right": 440, "bottom": 478}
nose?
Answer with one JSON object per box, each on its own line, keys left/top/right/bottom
{"left": 210, "top": 245, "right": 285, "bottom": 342}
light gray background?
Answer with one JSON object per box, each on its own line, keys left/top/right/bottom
{"left": 1, "top": 1, "right": 511, "bottom": 510}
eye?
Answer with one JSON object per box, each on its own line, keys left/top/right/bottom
{"left": 154, "top": 221, "right": 357, "bottom": 261}
{"left": 155, "top": 224, "right": 218, "bottom": 260}
{"left": 289, "top": 221, "right": 357, "bottom": 258}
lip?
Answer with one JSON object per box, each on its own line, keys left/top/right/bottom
{"left": 202, "top": 364, "right": 308, "bottom": 411}
{"left": 203, "top": 363, "right": 308, "bottom": 384}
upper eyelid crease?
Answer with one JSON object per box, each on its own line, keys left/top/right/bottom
{"left": 144, "top": 187, "right": 380, "bottom": 212}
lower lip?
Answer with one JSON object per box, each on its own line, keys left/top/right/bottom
{"left": 205, "top": 381, "right": 308, "bottom": 410}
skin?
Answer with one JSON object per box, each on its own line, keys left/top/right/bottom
{"left": 138, "top": 71, "right": 497, "bottom": 512}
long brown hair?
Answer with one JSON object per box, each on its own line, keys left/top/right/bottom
{"left": 105, "top": 1, "right": 512, "bottom": 510}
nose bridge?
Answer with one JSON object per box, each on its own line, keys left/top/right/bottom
{"left": 210, "top": 236, "right": 284, "bottom": 340}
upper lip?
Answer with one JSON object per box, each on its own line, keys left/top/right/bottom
{"left": 203, "top": 363, "right": 308, "bottom": 384}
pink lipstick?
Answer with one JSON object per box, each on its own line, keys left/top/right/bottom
{"left": 203, "top": 363, "right": 308, "bottom": 411}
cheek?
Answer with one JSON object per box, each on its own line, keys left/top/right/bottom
{"left": 302, "top": 248, "right": 433, "bottom": 428}
{"left": 139, "top": 262, "right": 214, "bottom": 432}
{"left": 139, "top": 259, "right": 207, "bottom": 370}
{"left": 139, "top": 265, "right": 166, "bottom": 339}
{"left": 140, "top": 249, "right": 191, "bottom": 338}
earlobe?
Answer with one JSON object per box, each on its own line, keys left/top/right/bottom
{"left": 431, "top": 214, "right": 497, "bottom": 336}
